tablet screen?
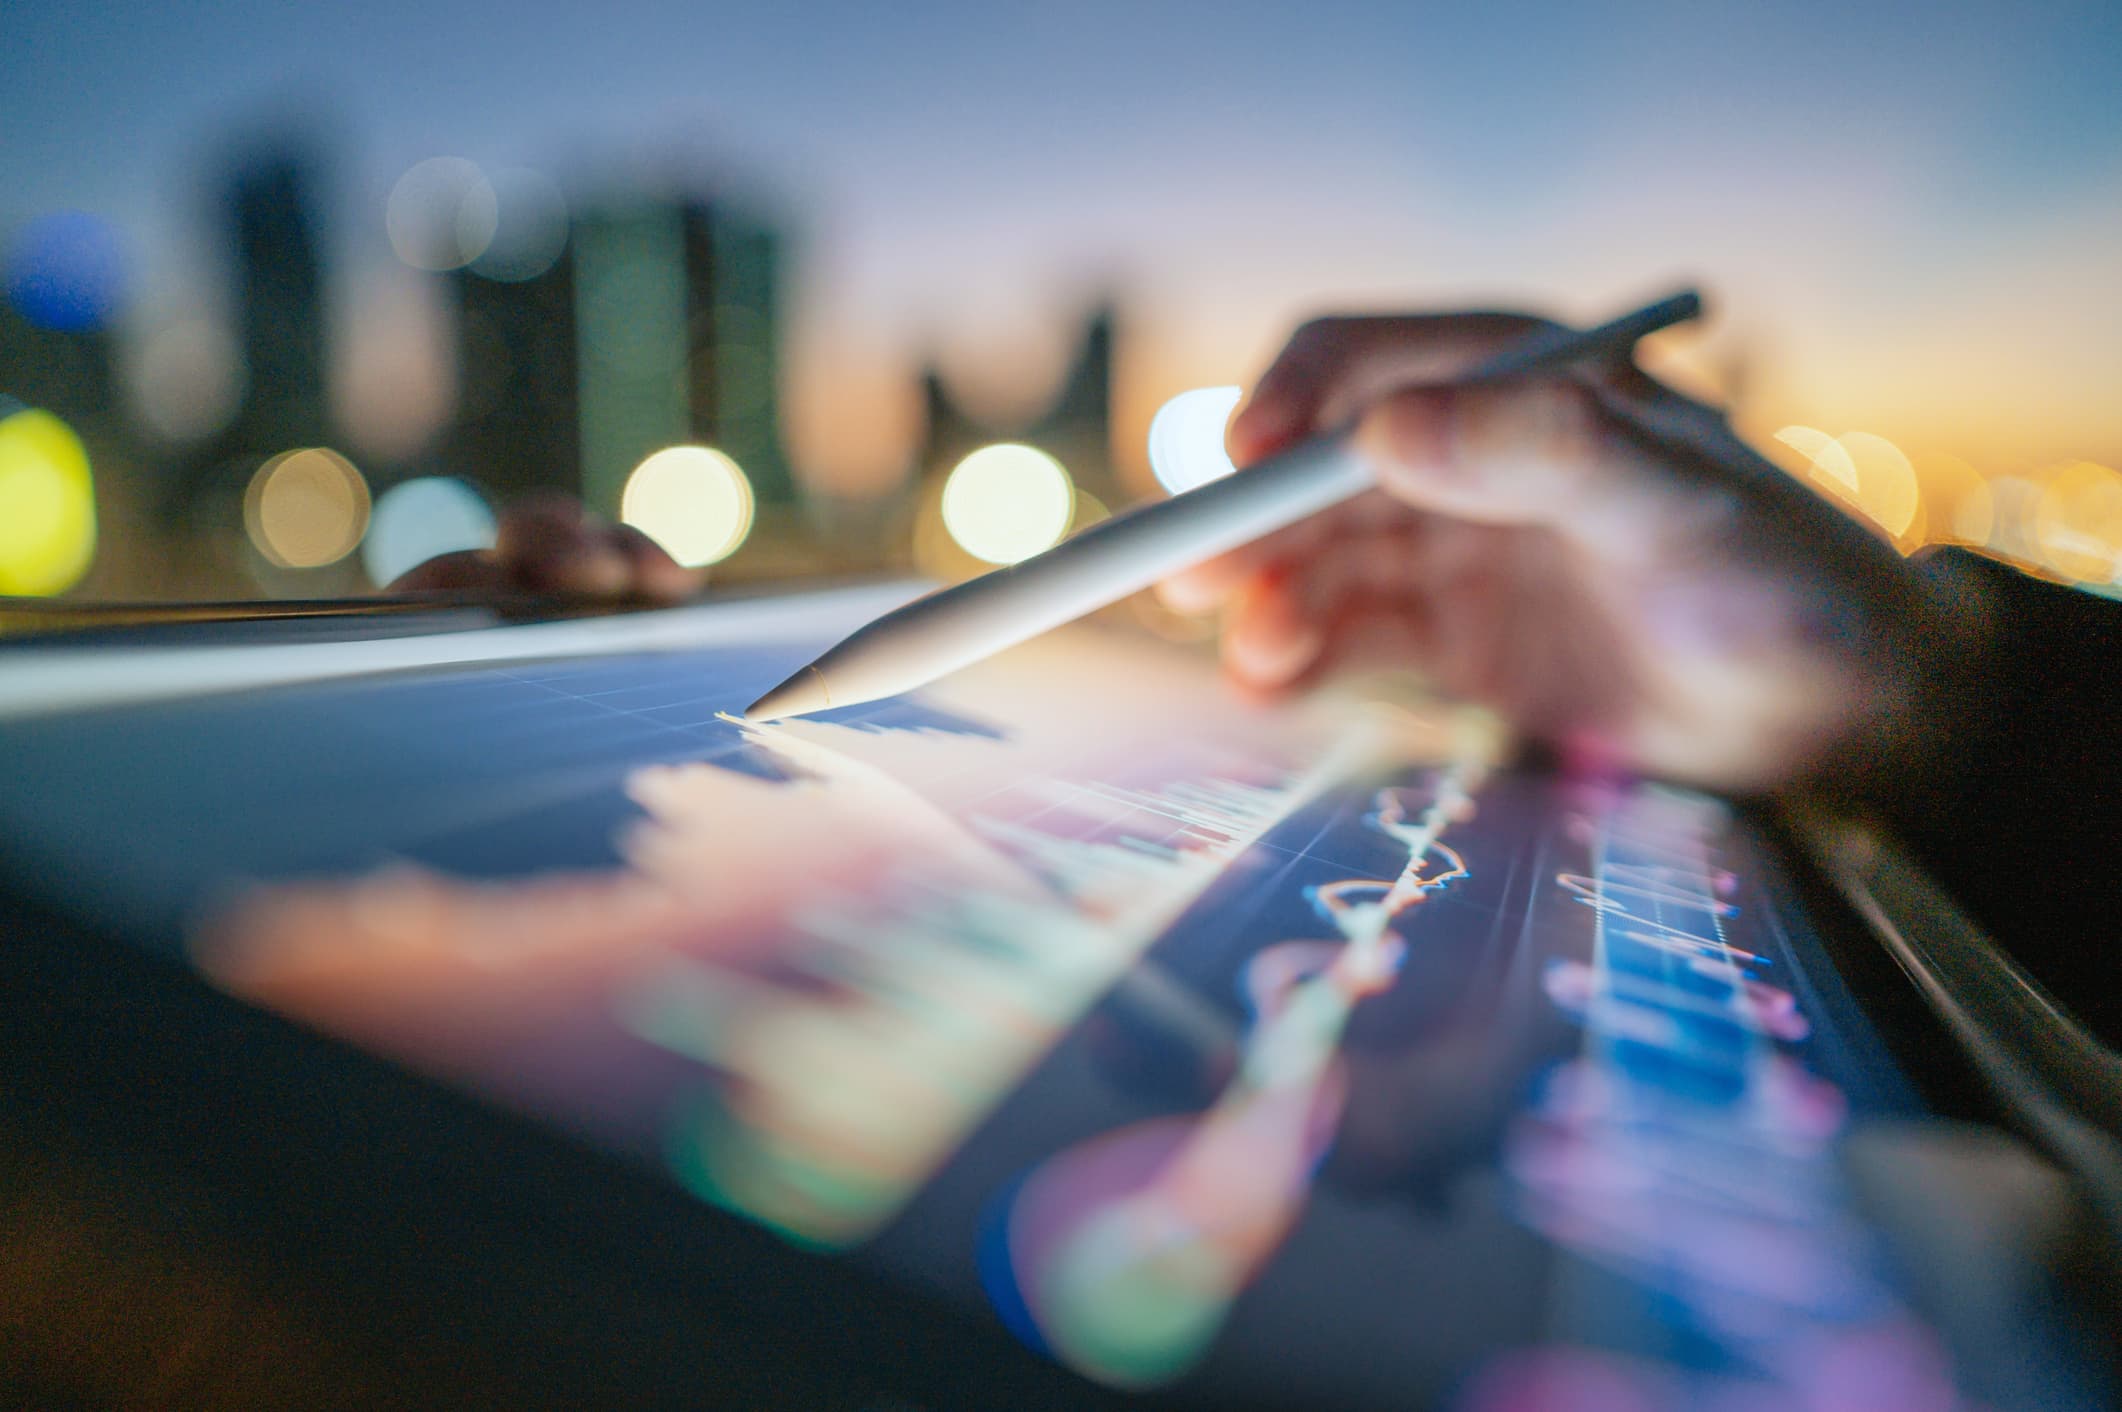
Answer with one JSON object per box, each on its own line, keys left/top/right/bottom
{"left": 0, "top": 596, "right": 2095, "bottom": 1410}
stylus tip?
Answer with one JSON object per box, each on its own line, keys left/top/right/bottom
{"left": 742, "top": 667, "right": 830, "bottom": 723}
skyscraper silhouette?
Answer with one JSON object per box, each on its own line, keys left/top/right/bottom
{"left": 162, "top": 144, "right": 333, "bottom": 526}
{"left": 682, "top": 202, "right": 793, "bottom": 508}
{"left": 450, "top": 193, "right": 795, "bottom": 516}
{"left": 444, "top": 246, "right": 581, "bottom": 504}
{"left": 227, "top": 152, "right": 328, "bottom": 447}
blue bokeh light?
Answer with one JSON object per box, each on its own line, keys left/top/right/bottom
{"left": 362, "top": 476, "right": 499, "bottom": 585}
{"left": 4, "top": 211, "right": 127, "bottom": 333}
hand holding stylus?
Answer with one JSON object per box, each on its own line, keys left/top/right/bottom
{"left": 380, "top": 300, "right": 2121, "bottom": 1049}
{"left": 395, "top": 303, "right": 1993, "bottom": 796}
{"left": 741, "top": 294, "right": 1705, "bottom": 724}
{"left": 1164, "top": 306, "right": 1989, "bottom": 793}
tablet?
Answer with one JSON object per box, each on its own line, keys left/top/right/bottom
{"left": 0, "top": 586, "right": 2106, "bottom": 1409}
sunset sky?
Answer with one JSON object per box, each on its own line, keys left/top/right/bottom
{"left": 7, "top": 0, "right": 2119, "bottom": 493}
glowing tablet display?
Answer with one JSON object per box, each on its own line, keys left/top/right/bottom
{"left": 0, "top": 598, "right": 2098, "bottom": 1409}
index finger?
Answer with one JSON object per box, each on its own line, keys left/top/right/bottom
{"left": 1232, "top": 311, "right": 1560, "bottom": 463}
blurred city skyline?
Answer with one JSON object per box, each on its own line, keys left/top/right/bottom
{"left": 9, "top": 0, "right": 2120, "bottom": 498}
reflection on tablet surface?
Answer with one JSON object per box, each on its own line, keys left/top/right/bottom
{"left": 0, "top": 608, "right": 2099, "bottom": 1410}
{"left": 195, "top": 629, "right": 1466, "bottom": 1245}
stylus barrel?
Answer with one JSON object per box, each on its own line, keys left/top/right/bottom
{"left": 745, "top": 432, "right": 1369, "bottom": 720}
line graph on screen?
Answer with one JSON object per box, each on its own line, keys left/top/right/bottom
{"left": 978, "top": 766, "right": 1481, "bottom": 1387}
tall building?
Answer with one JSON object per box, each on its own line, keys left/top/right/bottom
{"left": 226, "top": 152, "right": 328, "bottom": 447}
{"left": 163, "top": 145, "right": 333, "bottom": 526}
{"left": 443, "top": 248, "right": 581, "bottom": 504}
{"left": 681, "top": 202, "right": 792, "bottom": 508}
{"left": 455, "top": 194, "right": 795, "bottom": 517}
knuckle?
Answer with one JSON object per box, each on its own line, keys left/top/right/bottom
{"left": 1523, "top": 378, "right": 1605, "bottom": 460}
{"left": 1359, "top": 378, "right": 1618, "bottom": 524}
{"left": 1460, "top": 378, "right": 1604, "bottom": 467}
{"left": 1357, "top": 389, "right": 1452, "bottom": 475}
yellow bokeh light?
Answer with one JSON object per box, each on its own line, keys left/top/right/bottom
{"left": 1773, "top": 426, "right": 1857, "bottom": 496}
{"left": 0, "top": 407, "right": 96, "bottom": 596}
{"left": 2032, "top": 461, "right": 2122, "bottom": 584}
{"left": 1983, "top": 476, "right": 2044, "bottom": 563}
{"left": 1771, "top": 426, "right": 1918, "bottom": 541}
{"left": 1916, "top": 455, "right": 1993, "bottom": 547}
{"left": 244, "top": 448, "right": 371, "bottom": 569}
{"left": 941, "top": 443, "right": 1074, "bottom": 565}
{"left": 1839, "top": 433, "right": 1920, "bottom": 542}
{"left": 621, "top": 446, "right": 755, "bottom": 567}
{"left": 1069, "top": 488, "right": 1110, "bottom": 534}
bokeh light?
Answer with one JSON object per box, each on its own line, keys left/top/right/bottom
{"left": 128, "top": 314, "right": 242, "bottom": 442}
{"left": 1069, "top": 488, "right": 1110, "bottom": 534}
{"left": 362, "top": 476, "right": 498, "bottom": 585}
{"left": 3, "top": 211, "right": 126, "bottom": 332}
{"left": 1148, "top": 385, "right": 1242, "bottom": 494}
{"left": 1984, "top": 475, "right": 2045, "bottom": 565}
{"left": 2031, "top": 460, "right": 2122, "bottom": 584}
{"left": 1916, "top": 455, "right": 1993, "bottom": 546}
{"left": 0, "top": 406, "right": 97, "bottom": 595}
{"left": 1773, "top": 426, "right": 1918, "bottom": 541}
{"left": 470, "top": 168, "right": 569, "bottom": 282}
{"left": 386, "top": 158, "right": 499, "bottom": 272}
{"left": 941, "top": 443, "right": 1074, "bottom": 565}
{"left": 1772, "top": 426, "right": 1858, "bottom": 494}
{"left": 243, "top": 447, "right": 371, "bottom": 569}
{"left": 621, "top": 446, "right": 755, "bottom": 567}
{"left": 1838, "top": 433, "right": 1920, "bottom": 541}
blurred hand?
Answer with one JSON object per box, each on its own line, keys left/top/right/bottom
{"left": 389, "top": 492, "right": 703, "bottom": 605}
{"left": 1162, "top": 310, "right": 1989, "bottom": 793}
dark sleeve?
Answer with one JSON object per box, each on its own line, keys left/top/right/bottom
{"left": 1876, "top": 549, "right": 2122, "bottom": 1044}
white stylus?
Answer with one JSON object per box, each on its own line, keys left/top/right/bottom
{"left": 745, "top": 289, "right": 1701, "bottom": 722}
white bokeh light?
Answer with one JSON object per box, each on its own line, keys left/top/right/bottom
{"left": 127, "top": 314, "right": 242, "bottom": 442}
{"left": 471, "top": 168, "right": 569, "bottom": 282}
{"left": 386, "top": 158, "right": 500, "bottom": 272}
{"left": 941, "top": 444, "right": 1074, "bottom": 565}
{"left": 1148, "top": 385, "right": 1242, "bottom": 494}
{"left": 362, "top": 476, "right": 498, "bottom": 585}
{"left": 621, "top": 446, "right": 755, "bottom": 567}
